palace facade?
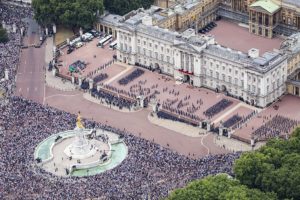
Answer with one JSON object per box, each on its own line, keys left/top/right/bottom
{"left": 95, "top": 0, "right": 300, "bottom": 107}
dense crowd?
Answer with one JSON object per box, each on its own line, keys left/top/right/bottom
{"left": 0, "top": 3, "right": 32, "bottom": 97}
{"left": 0, "top": 3, "right": 32, "bottom": 28}
{"left": 157, "top": 110, "right": 199, "bottom": 127}
{"left": 103, "top": 84, "right": 137, "bottom": 99}
{"left": 91, "top": 88, "right": 137, "bottom": 110}
{"left": 118, "top": 68, "right": 144, "bottom": 85}
{"left": 223, "top": 114, "right": 242, "bottom": 128}
{"left": 93, "top": 73, "right": 108, "bottom": 83}
{"left": 0, "top": 97, "right": 240, "bottom": 199}
{"left": 203, "top": 99, "right": 233, "bottom": 119}
{"left": 252, "top": 114, "right": 299, "bottom": 141}
{"left": 231, "top": 110, "right": 257, "bottom": 130}
{"left": 161, "top": 100, "right": 202, "bottom": 122}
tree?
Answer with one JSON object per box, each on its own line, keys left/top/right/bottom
{"left": 104, "top": 0, "right": 154, "bottom": 15}
{"left": 32, "top": 0, "right": 104, "bottom": 30}
{"left": 234, "top": 127, "right": 300, "bottom": 200}
{"left": 0, "top": 26, "right": 9, "bottom": 43}
{"left": 167, "top": 174, "right": 277, "bottom": 200}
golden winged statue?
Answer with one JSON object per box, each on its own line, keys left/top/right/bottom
{"left": 76, "top": 111, "right": 85, "bottom": 129}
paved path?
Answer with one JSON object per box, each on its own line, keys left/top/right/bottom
{"left": 104, "top": 62, "right": 133, "bottom": 85}
{"left": 15, "top": 18, "right": 46, "bottom": 103}
{"left": 16, "top": 43, "right": 45, "bottom": 103}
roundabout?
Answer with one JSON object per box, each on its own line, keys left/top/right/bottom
{"left": 34, "top": 113, "right": 127, "bottom": 177}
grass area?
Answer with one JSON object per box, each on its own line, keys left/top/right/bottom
{"left": 54, "top": 26, "right": 74, "bottom": 46}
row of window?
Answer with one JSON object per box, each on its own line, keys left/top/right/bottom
{"left": 137, "top": 46, "right": 172, "bottom": 63}
{"left": 203, "top": 58, "right": 245, "bottom": 77}
{"left": 137, "top": 58, "right": 173, "bottom": 73}
{"left": 137, "top": 38, "right": 171, "bottom": 54}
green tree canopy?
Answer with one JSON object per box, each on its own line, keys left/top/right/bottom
{"left": 167, "top": 174, "right": 277, "bottom": 200}
{"left": 32, "top": 0, "right": 104, "bottom": 30}
{"left": 0, "top": 26, "right": 9, "bottom": 43}
{"left": 104, "top": 0, "right": 154, "bottom": 16}
{"left": 234, "top": 127, "right": 300, "bottom": 200}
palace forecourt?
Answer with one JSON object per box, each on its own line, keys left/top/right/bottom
{"left": 51, "top": 1, "right": 300, "bottom": 147}
{"left": 54, "top": 35, "right": 300, "bottom": 146}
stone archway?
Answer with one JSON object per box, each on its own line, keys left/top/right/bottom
{"left": 150, "top": 63, "right": 154, "bottom": 70}
{"left": 295, "top": 87, "right": 300, "bottom": 96}
{"left": 184, "top": 75, "right": 190, "bottom": 83}
{"left": 221, "top": 85, "right": 227, "bottom": 92}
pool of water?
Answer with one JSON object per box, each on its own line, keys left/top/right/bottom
{"left": 34, "top": 130, "right": 128, "bottom": 177}
{"left": 72, "top": 142, "right": 127, "bottom": 177}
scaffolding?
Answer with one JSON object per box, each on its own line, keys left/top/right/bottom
{"left": 217, "top": 7, "right": 249, "bottom": 24}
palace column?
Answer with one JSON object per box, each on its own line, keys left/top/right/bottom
{"left": 185, "top": 53, "right": 189, "bottom": 72}
{"left": 188, "top": 54, "right": 192, "bottom": 73}
{"left": 183, "top": 52, "right": 187, "bottom": 72}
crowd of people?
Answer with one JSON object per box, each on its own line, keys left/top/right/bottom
{"left": 223, "top": 114, "right": 242, "bottom": 128}
{"left": 102, "top": 84, "right": 137, "bottom": 99}
{"left": 252, "top": 114, "right": 299, "bottom": 141}
{"left": 231, "top": 110, "right": 257, "bottom": 130}
{"left": 161, "top": 99, "right": 202, "bottom": 122}
{"left": 86, "top": 59, "right": 115, "bottom": 79}
{"left": 0, "top": 3, "right": 32, "bottom": 28}
{"left": 157, "top": 110, "right": 199, "bottom": 127}
{"left": 91, "top": 88, "right": 137, "bottom": 110}
{"left": 118, "top": 68, "right": 145, "bottom": 85}
{"left": 93, "top": 73, "right": 108, "bottom": 84}
{"left": 0, "top": 2, "right": 297, "bottom": 199}
{"left": 203, "top": 99, "right": 233, "bottom": 119}
{"left": 0, "top": 97, "right": 240, "bottom": 199}
{"left": 0, "top": 3, "right": 32, "bottom": 97}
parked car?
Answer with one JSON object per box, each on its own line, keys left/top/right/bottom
{"left": 67, "top": 47, "right": 74, "bottom": 54}
{"left": 207, "top": 23, "right": 214, "bottom": 29}
{"left": 75, "top": 42, "right": 83, "bottom": 49}
{"left": 198, "top": 29, "right": 205, "bottom": 34}
{"left": 70, "top": 37, "right": 81, "bottom": 47}
{"left": 90, "top": 29, "right": 100, "bottom": 37}
{"left": 203, "top": 27, "right": 210, "bottom": 32}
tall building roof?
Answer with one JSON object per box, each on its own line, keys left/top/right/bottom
{"left": 250, "top": 0, "right": 281, "bottom": 14}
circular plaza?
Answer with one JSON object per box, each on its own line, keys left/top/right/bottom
{"left": 34, "top": 118, "right": 127, "bottom": 177}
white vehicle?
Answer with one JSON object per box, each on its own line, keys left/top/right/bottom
{"left": 98, "top": 35, "right": 112, "bottom": 47}
{"left": 109, "top": 40, "right": 117, "bottom": 49}
{"left": 70, "top": 37, "right": 81, "bottom": 46}
{"left": 176, "top": 77, "right": 184, "bottom": 82}
{"left": 82, "top": 33, "right": 94, "bottom": 41}
{"left": 75, "top": 42, "right": 84, "bottom": 48}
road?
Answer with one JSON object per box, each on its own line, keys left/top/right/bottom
{"left": 16, "top": 18, "right": 45, "bottom": 103}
